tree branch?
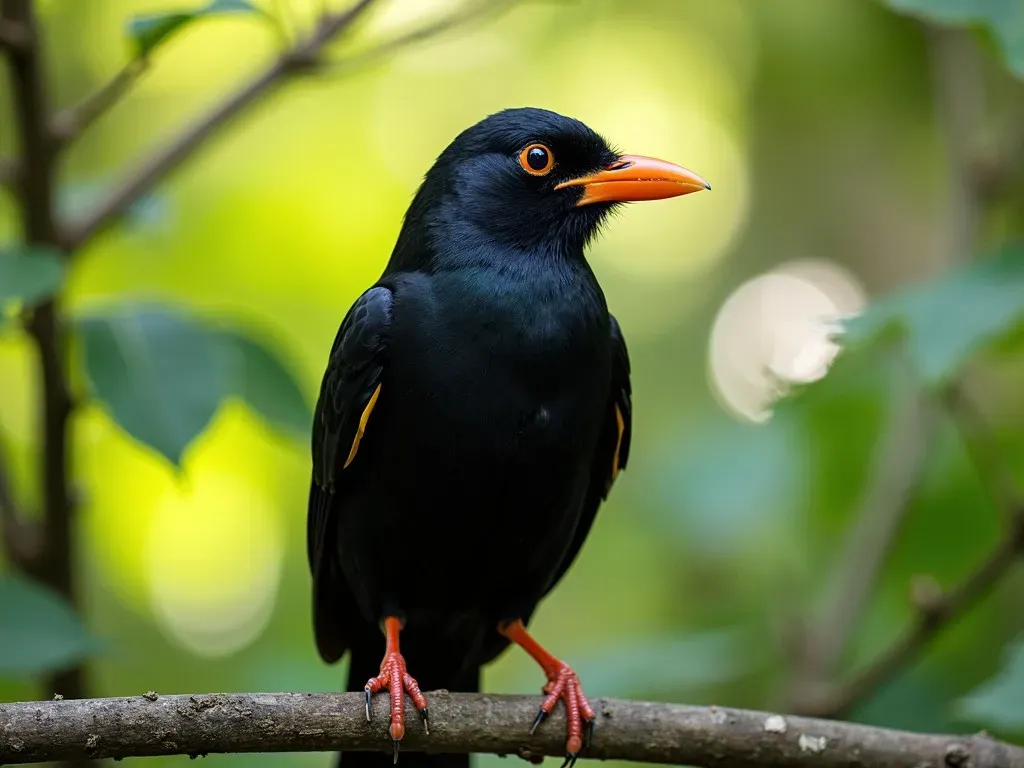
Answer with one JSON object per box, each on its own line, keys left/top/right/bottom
{"left": 784, "top": 359, "right": 930, "bottom": 712}
{"left": 61, "top": 0, "right": 382, "bottom": 252}
{"left": 2, "top": 2, "right": 90, "bottom": 755}
{"left": 49, "top": 59, "right": 147, "bottom": 146}
{"left": 942, "top": 383, "right": 1023, "bottom": 519}
{"left": 814, "top": 503, "right": 1023, "bottom": 719}
{"left": 817, "top": 380, "right": 1024, "bottom": 718}
{"left": 1, "top": 692, "right": 1021, "bottom": 768}
{"left": 61, "top": 0, "right": 516, "bottom": 251}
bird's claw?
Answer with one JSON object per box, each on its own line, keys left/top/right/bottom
{"left": 365, "top": 650, "right": 430, "bottom": 761}
{"left": 529, "top": 708, "right": 547, "bottom": 735}
{"left": 530, "top": 663, "right": 595, "bottom": 759}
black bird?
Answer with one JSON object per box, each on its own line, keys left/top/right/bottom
{"left": 307, "top": 107, "right": 709, "bottom": 768}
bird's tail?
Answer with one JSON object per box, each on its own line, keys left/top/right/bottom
{"left": 336, "top": 633, "right": 480, "bottom": 768}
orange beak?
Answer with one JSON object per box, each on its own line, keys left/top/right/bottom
{"left": 555, "top": 154, "right": 710, "bottom": 207}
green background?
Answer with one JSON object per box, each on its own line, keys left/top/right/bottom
{"left": 2, "top": 0, "right": 1023, "bottom": 766}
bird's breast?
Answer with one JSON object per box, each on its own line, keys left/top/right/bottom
{"left": 387, "top": 267, "right": 611, "bottom": 467}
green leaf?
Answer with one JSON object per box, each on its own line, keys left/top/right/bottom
{"left": 218, "top": 327, "right": 311, "bottom": 440}
{"left": 0, "top": 575, "right": 100, "bottom": 678}
{"left": 881, "top": 0, "right": 1024, "bottom": 79}
{"left": 649, "top": 411, "right": 805, "bottom": 555}
{"left": 842, "top": 243, "right": 1024, "bottom": 384}
{"left": 77, "top": 304, "right": 232, "bottom": 466}
{"left": 127, "top": 0, "right": 262, "bottom": 58}
{"left": 851, "top": 664, "right": 962, "bottom": 733}
{"left": 956, "top": 635, "right": 1024, "bottom": 733}
{"left": 0, "top": 245, "right": 66, "bottom": 309}
{"left": 569, "top": 629, "right": 764, "bottom": 699}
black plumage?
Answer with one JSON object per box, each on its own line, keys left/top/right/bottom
{"left": 307, "top": 107, "right": 707, "bottom": 768}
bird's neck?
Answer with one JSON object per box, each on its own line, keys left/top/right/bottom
{"left": 384, "top": 186, "right": 590, "bottom": 274}
{"left": 389, "top": 216, "right": 587, "bottom": 275}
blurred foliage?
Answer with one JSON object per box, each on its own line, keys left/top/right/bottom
{"left": 844, "top": 243, "right": 1024, "bottom": 384}
{"left": 881, "top": 0, "right": 1024, "bottom": 78}
{"left": 0, "top": 245, "right": 64, "bottom": 310}
{"left": 127, "top": 0, "right": 265, "bottom": 58}
{"left": 957, "top": 634, "right": 1024, "bottom": 736}
{"left": 0, "top": 576, "right": 99, "bottom": 678}
{"left": 77, "top": 303, "right": 308, "bottom": 465}
{"left": 1, "top": 1, "right": 1024, "bottom": 768}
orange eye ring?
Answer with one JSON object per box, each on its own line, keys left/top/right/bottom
{"left": 518, "top": 143, "right": 554, "bottom": 176}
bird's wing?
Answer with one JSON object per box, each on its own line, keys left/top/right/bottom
{"left": 308, "top": 284, "right": 393, "bottom": 663}
{"left": 545, "top": 314, "right": 633, "bottom": 596}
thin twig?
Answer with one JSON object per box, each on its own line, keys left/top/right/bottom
{"left": 819, "top": 384, "right": 1024, "bottom": 718}
{"left": 61, "top": 0, "right": 516, "bottom": 251}
{"left": 817, "top": 505, "right": 1023, "bottom": 719}
{"left": 50, "top": 59, "right": 147, "bottom": 145}
{"left": 321, "top": 0, "right": 515, "bottom": 77}
{"left": 943, "top": 382, "right": 1023, "bottom": 518}
{"left": 61, "top": 0, "right": 380, "bottom": 251}
{"left": 1, "top": 692, "right": 1022, "bottom": 767}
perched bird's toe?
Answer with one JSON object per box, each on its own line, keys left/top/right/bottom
{"left": 365, "top": 649, "right": 429, "bottom": 757}
{"left": 532, "top": 662, "right": 596, "bottom": 758}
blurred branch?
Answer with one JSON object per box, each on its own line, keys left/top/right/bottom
{"left": 941, "top": 383, "right": 1023, "bottom": 518}
{"left": 0, "top": 16, "right": 28, "bottom": 50}
{"left": 62, "top": 0, "right": 513, "bottom": 251}
{"left": 817, "top": 510, "right": 1022, "bottom": 719}
{"left": 61, "top": 0, "right": 376, "bottom": 250}
{"left": 0, "top": 435, "right": 43, "bottom": 574}
{"left": 816, "top": 385, "right": 1023, "bottom": 719}
{"left": 0, "top": 156, "right": 20, "bottom": 187}
{"left": 2, "top": 692, "right": 1023, "bottom": 768}
{"left": 50, "top": 59, "right": 148, "bottom": 146}
{"left": 928, "top": 25, "right": 985, "bottom": 264}
{"left": 783, "top": 23, "right": 1021, "bottom": 719}
{"left": 322, "top": 0, "right": 514, "bottom": 77}
{"left": 784, "top": 363, "right": 932, "bottom": 712}
{"left": 2, "top": 2, "right": 91, "bottom": 760}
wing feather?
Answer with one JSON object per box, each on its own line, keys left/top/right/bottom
{"left": 307, "top": 285, "right": 393, "bottom": 662}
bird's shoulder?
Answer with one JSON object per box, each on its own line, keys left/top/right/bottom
{"left": 311, "top": 284, "right": 394, "bottom": 491}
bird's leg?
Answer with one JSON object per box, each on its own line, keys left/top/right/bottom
{"left": 498, "top": 618, "right": 595, "bottom": 768}
{"left": 365, "top": 616, "right": 429, "bottom": 762}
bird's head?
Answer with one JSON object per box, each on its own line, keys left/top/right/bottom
{"left": 391, "top": 107, "right": 710, "bottom": 268}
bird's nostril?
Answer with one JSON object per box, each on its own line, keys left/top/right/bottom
{"left": 605, "top": 160, "right": 632, "bottom": 171}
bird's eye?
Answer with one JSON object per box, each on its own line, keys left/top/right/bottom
{"left": 519, "top": 144, "right": 554, "bottom": 176}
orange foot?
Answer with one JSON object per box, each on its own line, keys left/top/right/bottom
{"left": 531, "top": 662, "right": 595, "bottom": 766}
{"left": 498, "top": 619, "right": 596, "bottom": 768}
{"left": 365, "top": 618, "right": 429, "bottom": 763}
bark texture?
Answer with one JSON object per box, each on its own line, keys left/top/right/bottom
{"left": 1, "top": 692, "right": 1021, "bottom": 767}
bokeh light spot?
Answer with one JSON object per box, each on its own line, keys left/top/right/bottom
{"left": 147, "top": 471, "right": 283, "bottom": 658}
{"left": 708, "top": 259, "right": 867, "bottom": 423}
